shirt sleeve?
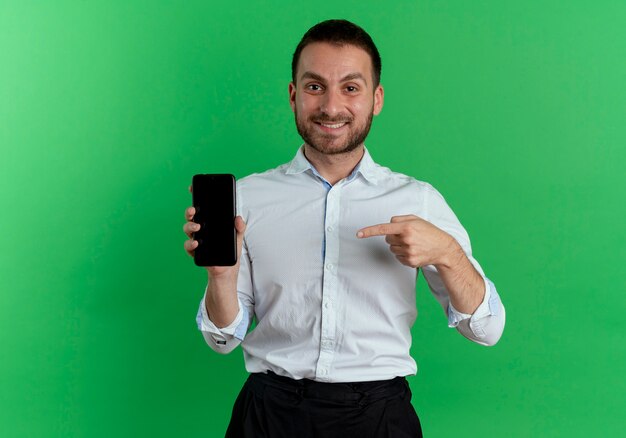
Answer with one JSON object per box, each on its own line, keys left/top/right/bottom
{"left": 196, "top": 291, "right": 248, "bottom": 351}
{"left": 447, "top": 277, "right": 506, "bottom": 346}
{"left": 420, "top": 184, "right": 506, "bottom": 346}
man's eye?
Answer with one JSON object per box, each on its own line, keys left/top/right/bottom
{"left": 307, "top": 84, "right": 322, "bottom": 91}
{"left": 346, "top": 86, "right": 358, "bottom": 92}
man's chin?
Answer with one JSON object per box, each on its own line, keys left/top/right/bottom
{"left": 298, "top": 126, "right": 364, "bottom": 155}
{"left": 307, "top": 141, "right": 358, "bottom": 155}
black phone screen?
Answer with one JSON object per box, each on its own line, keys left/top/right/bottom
{"left": 191, "top": 174, "right": 237, "bottom": 266}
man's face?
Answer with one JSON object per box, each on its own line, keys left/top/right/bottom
{"left": 289, "top": 42, "right": 384, "bottom": 155}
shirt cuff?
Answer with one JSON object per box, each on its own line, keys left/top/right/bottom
{"left": 196, "top": 293, "right": 249, "bottom": 346}
{"left": 447, "top": 277, "right": 499, "bottom": 328}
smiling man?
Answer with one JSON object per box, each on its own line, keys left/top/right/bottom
{"left": 291, "top": 44, "right": 382, "bottom": 157}
{"left": 185, "top": 19, "right": 505, "bottom": 437}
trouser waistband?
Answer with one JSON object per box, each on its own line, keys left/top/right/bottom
{"left": 247, "top": 371, "right": 408, "bottom": 404}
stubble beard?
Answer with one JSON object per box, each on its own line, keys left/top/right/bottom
{"left": 295, "top": 109, "right": 374, "bottom": 156}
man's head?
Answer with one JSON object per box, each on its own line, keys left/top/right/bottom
{"left": 292, "top": 19, "right": 382, "bottom": 88}
{"left": 289, "top": 20, "right": 384, "bottom": 156}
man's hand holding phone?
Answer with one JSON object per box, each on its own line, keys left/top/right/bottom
{"left": 183, "top": 204, "right": 247, "bottom": 279}
{"left": 183, "top": 177, "right": 246, "bottom": 328}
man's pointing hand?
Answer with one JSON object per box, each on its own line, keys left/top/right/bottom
{"left": 357, "top": 214, "right": 461, "bottom": 269}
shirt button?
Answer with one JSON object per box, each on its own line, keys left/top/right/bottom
{"left": 319, "top": 369, "right": 327, "bottom": 376}
{"left": 326, "top": 263, "right": 333, "bottom": 271}
{"left": 324, "top": 301, "right": 331, "bottom": 309}
{"left": 326, "top": 226, "right": 333, "bottom": 232}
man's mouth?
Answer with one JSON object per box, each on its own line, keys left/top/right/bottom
{"left": 318, "top": 122, "right": 347, "bottom": 129}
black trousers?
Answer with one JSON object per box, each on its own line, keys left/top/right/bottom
{"left": 225, "top": 372, "right": 423, "bottom": 438}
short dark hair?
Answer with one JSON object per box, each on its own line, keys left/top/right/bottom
{"left": 291, "top": 19, "right": 382, "bottom": 87}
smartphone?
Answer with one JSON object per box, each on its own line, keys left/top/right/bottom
{"left": 191, "top": 174, "right": 237, "bottom": 266}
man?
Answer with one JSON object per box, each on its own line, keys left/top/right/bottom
{"left": 184, "top": 19, "right": 505, "bottom": 437}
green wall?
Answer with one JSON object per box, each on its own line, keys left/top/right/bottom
{"left": 1, "top": 1, "right": 624, "bottom": 436}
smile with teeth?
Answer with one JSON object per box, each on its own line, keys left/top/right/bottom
{"left": 318, "top": 122, "right": 347, "bottom": 129}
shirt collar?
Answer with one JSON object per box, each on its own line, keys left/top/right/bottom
{"left": 285, "top": 145, "right": 380, "bottom": 185}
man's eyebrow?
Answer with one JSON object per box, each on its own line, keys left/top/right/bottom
{"left": 340, "top": 72, "right": 367, "bottom": 84}
{"left": 299, "top": 71, "right": 368, "bottom": 84}
{"left": 300, "top": 71, "right": 326, "bottom": 83}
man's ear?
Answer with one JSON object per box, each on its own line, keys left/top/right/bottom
{"left": 373, "top": 84, "right": 384, "bottom": 116}
{"left": 288, "top": 82, "right": 297, "bottom": 113}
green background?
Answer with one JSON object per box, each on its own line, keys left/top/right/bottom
{"left": 1, "top": 1, "right": 625, "bottom": 436}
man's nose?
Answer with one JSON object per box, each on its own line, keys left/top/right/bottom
{"left": 320, "top": 89, "right": 342, "bottom": 116}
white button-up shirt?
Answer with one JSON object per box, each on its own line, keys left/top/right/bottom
{"left": 197, "top": 146, "right": 505, "bottom": 383}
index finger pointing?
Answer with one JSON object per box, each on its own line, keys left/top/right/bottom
{"left": 357, "top": 222, "right": 403, "bottom": 238}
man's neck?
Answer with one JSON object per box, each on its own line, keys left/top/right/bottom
{"left": 303, "top": 144, "right": 365, "bottom": 186}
